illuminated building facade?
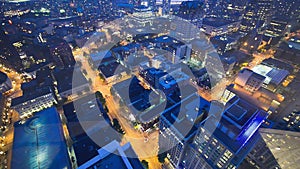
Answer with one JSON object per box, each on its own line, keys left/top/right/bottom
{"left": 201, "top": 18, "right": 240, "bottom": 37}
{"left": 130, "top": 6, "right": 155, "bottom": 26}
{"left": 11, "top": 87, "right": 57, "bottom": 119}
{"left": 246, "top": 128, "right": 300, "bottom": 169}
{"left": 162, "top": 0, "right": 171, "bottom": 15}
{"left": 181, "top": 96, "right": 268, "bottom": 169}
{"left": 159, "top": 94, "right": 210, "bottom": 168}
{"left": 273, "top": 0, "right": 300, "bottom": 20}
{"left": 264, "top": 18, "right": 288, "bottom": 38}
{"left": 234, "top": 68, "right": 265, "bottom": 93}
{"left": 240, "top": 0, "right": 274, "bottom": 32}
{"left": 0, "top": 29, "right": 23, "bottom": 70}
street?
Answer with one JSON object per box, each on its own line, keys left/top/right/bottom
{"left": 73, "top": 49, "right": 162, "bottom": 169}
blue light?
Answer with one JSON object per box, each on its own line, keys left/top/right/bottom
{"left": 243, "top": 121, "right": 259, "bottom": 138}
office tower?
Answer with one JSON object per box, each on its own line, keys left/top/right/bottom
{"left": 264, "top": 18, "right": 288, "bottom": 37}
{"left": 138, "top": 0, "right": 156, "bottom": 10}
{"left": 99, "top": 0, "right": 116, "bottom": 15}
{"left": 246, "top": 128, "right": 300, "bottom": 169}
{"left": 273, "top": 0, "right": 300, "bottom": 21}
{"left": 159, "top": 94, "right": 210, "bottom": 168}
{"left": 181, "top": 96, "right": 268, "bottom": 169}
{"left": 240, "top": 0, "right": 274, "bottom": 32}
{"left": 148, "top": 0, "right": 156, "bottom": 10}
{"left": 162, "top": 0, "right": 171, "bottom": 15}
{"left": 205, "top": 0, "right": 247, "bottom": 21}
{"left": 177, "top": 1, "right": 205, "bottom": 23}
{"left": 131, "top": 6, "right": 155, "bottom": 26}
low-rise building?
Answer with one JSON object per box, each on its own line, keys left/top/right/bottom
{"left": 252, "top": 64, "right": 290, "bottom": 92}
{"left": 159, "top": 69, "right": 190, "bottom": 95}
{"left": 98, "top": 56, "right": 128, "bottom": 84}
{"left": 11, "top": 87, "right": 56, "bottom": 119}
{"left": 11, "top": 107, "right": 71, "bottom": 169}
{"left": 201, "top": 18, "right": 240, "bottom": 37}
{"left": 53, "top": 67, "right": 90, "bottom": 101}
{"left": 111, "top": 77, "right": 166, "bottom": 131}
{"left": 78, "top": 140, "right": 144, "bottom": 169}
{"left": 63, "top": 94, "right": 120, "bottom": 167}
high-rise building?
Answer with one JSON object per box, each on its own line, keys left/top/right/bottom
{"left": 204, "top": 0, "right": 248, "bottom": 22}
{"left": 99, "top": 0, "right": 116, "bottom": 16}
{"left": 264, "top": 18, "right": 288, "bottom": 37}
{"left": 159, "top": 94, "right": 211, "bottom": 168}
{"left": 240, "top": 0, "right": 274, "bottom": 33}
{"left": 181, "top": 96, "right": 268, "bottom": 169}
{"left": 177, "top": 1, "right": 205, "bottom": 24}
{"left": 162, "top": 0, "right": 171, "bottom": 15}
{"left": 273, "top": 0, "right": 299, "bottom": 21}
{"left": 130, "top": 6, "right": 155, "bottom": 26}
{"left": 246, "top": 128, "right": 300, "bottom": 169}
{"left": 138, "top": 0, "right": 156, "bottom": 10}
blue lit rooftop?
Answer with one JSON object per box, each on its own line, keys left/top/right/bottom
{"left": 11, "top": 107, "right": 71, "bottom": 169}
{"left": 202, "top": 96, "right": 268, "bottom": 154}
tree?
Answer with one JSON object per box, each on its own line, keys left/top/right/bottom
{"left": 112, "top": 118, "right": 125, "bottom": 135}
{"left": 77, "top": 61, "right": 82, "bottom": 67}
{"left": 88, "top": 78, "right": 92, "bottom": 85}
{"left": 141, "top": 160, "right": 149, "bottom": 169}
{"left": 82, "top": 69, "right": 87, "bottom": 75}
{"left": 95, "top": 91, "right": 106, "bottom": 104}
{"left": 158, "top": 150, "right": 167, "bottom": 163}
{"left": 99, "top": 73, "right": 105, "bottom": 81}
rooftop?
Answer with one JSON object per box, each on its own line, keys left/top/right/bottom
{"left": 98, "top": 59, "right": 127, "bottom": 79}
{"left": 112, "top": 77, "right": 165, "bottom": 123}
{"left": 261, "top": 58, "right": 293, "bottom": 73}
{"left": 63, "top": 102, "right": 100, "bottom": 166}
{"left": 159, "top": 70, "right": 190, "bottom": 89}
{"left": 252, "top": 64, "right": 289, "bottom": 85}
{"left": 11, "top": 107, "right": 71, "bottom": 169}
{"left": 161, "top": 94, "right": 210, "bottom": 140}
{"left": 11, "top": 87, "right": 53, "bottom": 107}
{"left": 63, "top": 95, "right": 119, "bottom": 166}
{"left": 235, "top": 68, "right": 266, "bottom": 87}
{"left": 53, "top": 67, "right": 88, "bottom": 93}
{"left": 202, "top": 17, "right": 237, "bottom": 27}
{"left": 203, "top": 96, "right": 268, "bottom": 154}
{"left": 78, "top": 140, "right": 144, "bottom": 169}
